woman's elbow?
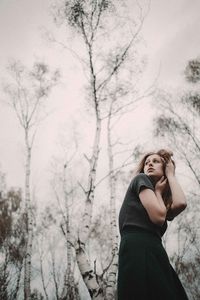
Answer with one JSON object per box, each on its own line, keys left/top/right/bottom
{"left": 179, "top": 202, "right": 187, "bottom": 211}
{"left": 150, "top": 214, "right": 166, "bottom": 227}
{"left": 173, "top": 201, "right": 187, "bottom": 213}
{"left": 168, "top": 202, "right": 187, "bottom": 220}
{"left": 183, "top": 201, "right": 187, "bottom": 208}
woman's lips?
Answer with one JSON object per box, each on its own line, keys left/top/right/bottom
{"left": 147, "top": 168, "right": 154, "bottom": 172}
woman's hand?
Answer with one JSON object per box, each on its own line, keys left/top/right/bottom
{"left": 165, "top": 159, "right": 175, "bottom": 179}
{"left": 155, "top": 176, "right": 168, "bottom": 196}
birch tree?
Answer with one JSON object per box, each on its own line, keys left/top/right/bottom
{"left": 50, "top": 1, "right": 150, "bottom": 298}
{"left": 48, "top": 135, "right": 81, "bottom": 299}
{"left": 60, "top": 163, "right": 80, "bottom": 300}
{"left": 102, "top": 55, "right": 154, "bottom": 297}
{"left": 3, "top": 60, "right": 59, "bottom": 300}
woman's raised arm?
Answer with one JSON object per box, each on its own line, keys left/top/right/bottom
{"left": 165, "top": 160, "right": 187, "bottom": 220}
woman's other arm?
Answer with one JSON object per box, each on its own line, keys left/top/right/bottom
{"left": 165, "top": 160, "right": 187, "bottom": 220}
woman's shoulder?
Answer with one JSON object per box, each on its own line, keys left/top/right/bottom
{"left": 130, "top": 173, "right": 154, "bottom": 193}
{"left": 132, "top": 173, "right": 150, "bottom": 182}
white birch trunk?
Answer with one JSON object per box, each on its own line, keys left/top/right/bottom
{"left": 79, "top": 115, "right": 101, "bottom": 244}
{"left": 75, "top": 115, "right": 104, "bottom": 300}
{"left": 75, "top": 246, "right": 103, "bottom": 300}
{"left": 39, "top": 251, "right": 49, "bottom": 300}
{"left": 4, "top": 60, "right": 59, "bottom": 300}
{"left": 61, "top": 167, "right": 79, "bottom": 300}
{"left": 105, "top": 106, "right": 119, "bottom": 300}
{"left": 24, "top": 132, "right": 32, "bottom": 300}
{"left": 75, "top": 35, "right": 104, "bottom": 298}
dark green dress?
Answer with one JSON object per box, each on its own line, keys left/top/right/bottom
{"left": 117, "top": 174, "right": 188, "bottom": 300}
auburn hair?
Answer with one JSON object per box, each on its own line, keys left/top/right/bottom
{"left": 135, "top": 149, "right": 175, "bottom": 209}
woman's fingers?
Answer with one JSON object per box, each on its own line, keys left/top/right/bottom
{"left": 165, "top": 159, "right": 175, "bottom": 176}
{"left": 159, "top": 176, "right": 164, "bottom": 182}
{"left": 161, "top": 179, "right": 167, "bottom": 186}
{"left": 159, "top": 176, "right": 167, "bottom": 184}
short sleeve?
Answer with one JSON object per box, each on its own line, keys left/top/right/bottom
{"left": 131, "top": 173, "right": 154, "bottom": 196}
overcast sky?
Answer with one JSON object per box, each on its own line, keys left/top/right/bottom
{"left": 0, "top": 0, "right": 200, "bottom": 192}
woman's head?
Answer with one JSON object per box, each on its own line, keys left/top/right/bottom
{"left": 135, "top": 149, "right": 174, "bottom": 209}
{"left": 135, "top": 149, "right": 175, "bottom": 182}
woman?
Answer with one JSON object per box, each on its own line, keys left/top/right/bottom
{"left": 117, "top": 149, "right": 188, "bottom": 300}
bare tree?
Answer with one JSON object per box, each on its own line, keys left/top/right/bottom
{"left": 3, "top": 60, "right": 59, "bottom": 300}
{"left": 60, "top": 163, "right": 80, "bottom": 300}
{"left": 45, "top": 135, "right": 81, "bottom": 299}
{"left": 0, "top": 171, "right": 25, "bottom": 300}
{"left": 49, "top": 1, "right": 151, "bottom": 298}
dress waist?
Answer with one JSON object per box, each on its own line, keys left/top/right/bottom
{"left": 121, "top": 225, "right": 161, "bottom": 240}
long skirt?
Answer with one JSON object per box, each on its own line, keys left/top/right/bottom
{"left": 117, "top": 227, "right": 188, "bottom": 300}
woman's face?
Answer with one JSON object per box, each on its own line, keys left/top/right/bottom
{"left": 143, "top": 154, "right": 164, "bottom": 181}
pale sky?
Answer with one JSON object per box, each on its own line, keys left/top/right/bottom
{"left": 143, "top": 0, "right": 200, "bottom": 86}
{"left": 0, "top": 0, "right": 200, "bottom": 192}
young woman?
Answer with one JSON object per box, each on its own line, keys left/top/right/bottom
{"left": 117, "top": 149, "right": 188, "bottom": 300}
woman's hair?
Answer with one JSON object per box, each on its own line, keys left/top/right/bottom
{"left": 135, "top": 149, "right": 175, "bottom": 209}
{"left": 135, "top": 149, "right": 175, "bottom": 175}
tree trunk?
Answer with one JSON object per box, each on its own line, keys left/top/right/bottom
{"left": 105, "top": 105, "right": 118, "bottom": 300}
{"left": 75, "top": 38, "right": 103, "bottom": 297}
{"left": 24, "top": 132, "right": 32, "bottom": 300}
{"left": 61, "top": 166, "right": 79, "bottom": 300}
{"left": 13, "top": 261, "right": 23, "bottom": 299}
{"left": 75, "top": 114, "right": 103, "bottom": 300}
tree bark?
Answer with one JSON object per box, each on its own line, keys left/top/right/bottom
{"left": 61, "top": 166, "right": 80, "bottom": 300}
{"left": 24, "top": 132, "right": 32, "bottom": 300}
{"left": 75, "top": 114, "right": 103, "bottom": 300}
{"left": 105, "top": 102, "right": 118, "bottom": 300}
